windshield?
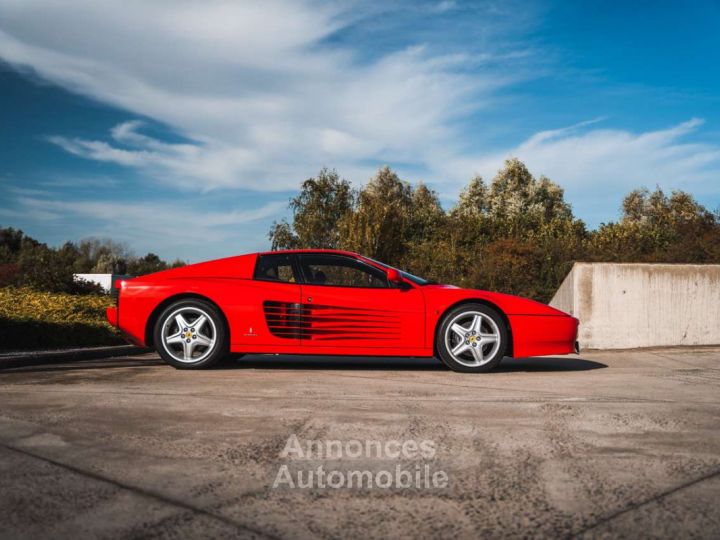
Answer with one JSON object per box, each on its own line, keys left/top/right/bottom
{"left": 365, "top": 258, "right": 435, "bottom": 285}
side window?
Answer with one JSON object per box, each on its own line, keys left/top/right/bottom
{"left": 299, "top": 255, "right": 389, "bottom": 288}
{"left": 254, "top": 254, "right": 298, "bottom": 283}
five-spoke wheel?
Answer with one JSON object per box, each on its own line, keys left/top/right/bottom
{"left": 154, "top": 299, "right": 228, "bottom": 369}
{"left": 436, "top": 303, "right": 507, "bottom": 373}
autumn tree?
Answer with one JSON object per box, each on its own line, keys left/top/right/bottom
{"left": 264, "top": 160, "right": 591, "bottom": 300}
{"left": 269, "top": 168, "right": 354, "bottom": 250}
{"left": 453, "top": 175, "right": 489, "bottom": 219}
{"left": 397, "top": 183, "right": 450, "bottom": 281}
{"left": 338, "top": 166, "right": 413, "bottom": 262}
{"left": 262, "top": 161, "right": 718, "bottom": 303}
{"left": 589, "top": 187, "right": 720, "bottom": 262}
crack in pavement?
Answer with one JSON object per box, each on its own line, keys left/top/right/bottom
{"left": 648, "top": 351, "right": 720, "bottom": 372}
{"left": 569, "top": 465, "right": 720, "bottom": 538}
{"left": 0, "top": 442, "right": 282, "bottom": 540}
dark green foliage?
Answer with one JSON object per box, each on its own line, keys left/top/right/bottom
{"left": 269, "top": 168, "right": 354, "bottom": 250}
{"left": 0, "top": 317, "right": 124, "bottom": 350}
{"left": 589, "top": 187, "right": 720, "bottom": 263}
{"left": 269, "top": 160, "right": 720, "bottom": 303}
{"left": 0, "top": 229, "right": 185, "bottom": 294}
{"left": 126, "top": 253, "right": 168, "bottom": 276}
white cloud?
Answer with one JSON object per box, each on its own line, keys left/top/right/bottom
{"left": 0, "top": 0, "right": 503, "bottom": 191}
{"left": 431, "top": 118, "right": 720, "bottom": 221}
{"left": 6, "top": 195, "right": 286, "bottom": 260}
{"left": 431, "top": 1, "right": 458, "bottom": 13}
{"left": 47, "top": 121, "right": 270, "bottom": 191}
{"left": 0, "top": 0, "right": 718, "bottom": 222}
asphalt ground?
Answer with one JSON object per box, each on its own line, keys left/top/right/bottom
{"left": 0, "top": 347, "right": 719, "bottom": 539}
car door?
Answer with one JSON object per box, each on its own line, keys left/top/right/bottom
{"left": 236, "top": 252, "right": 303, "bottom": 348}
{"left": 296, "top": 253, "right": 425, "bottom": 351}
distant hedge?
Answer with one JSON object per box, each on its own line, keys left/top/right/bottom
{"left": 0, "top": 287, "right": 124, "bottom": 351}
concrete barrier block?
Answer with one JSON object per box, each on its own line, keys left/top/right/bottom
{"left": 550, "top": 263, "right": 720, "bottom": 349}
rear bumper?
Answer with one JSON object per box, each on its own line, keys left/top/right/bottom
{"left": 106, "top": 306, "right": 144, "bottom": 346}
{"left": 106, "top": 306, "right": 118, "bottom": 327}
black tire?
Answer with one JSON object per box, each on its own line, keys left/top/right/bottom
{"left": 153, "top": 299, "right": 228, "bottom": 369}
{"left": 436, "top": 303, "right": 508, "bottom": 373}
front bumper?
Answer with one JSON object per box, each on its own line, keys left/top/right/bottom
{"left": 507, "top": 314, "right": 579, "bottom": 358}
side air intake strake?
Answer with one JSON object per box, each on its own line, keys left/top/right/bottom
{"left": 263, "top": 301, "right": 401, "bottom": 341}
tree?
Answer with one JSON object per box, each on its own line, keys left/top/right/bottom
{"left": 401, "top": 183, "right": 450, "bottom": 279}
{"left": 406, "top": 183, "right": 445, "bottom": 242}
{"left": 269, "top": 168, "right": 354, "bottom": 250}
{"left": 485, "top": 158, "right": 574, "bottom": 235}
{"left": 16, "top": 241, "right": 71, "bottom": 292}
{"left": 452, "top": 175, "right": 488, "bottom": 219}
{"left": 622, "top": 187, "right": 712, "bottom": 228}
{"left": 472, "top": 238, "right": 546, "bottom": 298}
{"left": 127, "top": 253, "right": 168, "bottom": 276}
{"left": 0, "top": 226, "right": 185, "bottom": 293}
{"left": 0, "top": 227, "right": 25, "bottom": 261}
{"left": 590, "top": 187, "right": 720, "bottom": 263}
{"left": 263, "top": 160, "right": 593, "bottom": 301}
{"left": 93, "top": 253, "right": 128, "bottom": 274}
{"left": 339, "top": 166, "right": 412, "bottom": 262}
{"left": 75, "top": 238, "right": 132, "bottom": 273}
{"left": 268, "top": 221, "right": 299, "bottom": 251}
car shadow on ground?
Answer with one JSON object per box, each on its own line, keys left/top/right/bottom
{"left": 0, "top": 357, "right": 165, "bottom": 374}
{"left": 0, "top": 355, "right": 607, "bottom": 374}
{"left": 220, "top": 355, "right": 607, "bottom": 372}
{"left": 495, "top": 356, "right": 607, "bottom": 372}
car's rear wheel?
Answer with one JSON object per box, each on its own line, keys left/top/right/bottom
{"left": 436, "top": 303, "right": 507, "bottom": 373}
{"left": 154, "top": 299, "right": 228, "bottom": 369}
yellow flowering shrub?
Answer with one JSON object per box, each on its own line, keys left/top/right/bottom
{"left": 0, "top": 287, "right": 124, "bottom": 351}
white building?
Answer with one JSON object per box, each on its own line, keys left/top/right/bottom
{"left": 73, "top": 273, "right": 126, "bottom": 293}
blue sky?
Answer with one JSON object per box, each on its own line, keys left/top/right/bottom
{"left": 1, "top": 0, "right": 718, "bottom": 262}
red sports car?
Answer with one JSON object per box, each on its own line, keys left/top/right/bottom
{"left": 106, "top": 250, "right": 579, "bottom": 373}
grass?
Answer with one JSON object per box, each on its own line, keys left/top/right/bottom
{"left": 0, "top": 287, "right": 125, "bottom": 352}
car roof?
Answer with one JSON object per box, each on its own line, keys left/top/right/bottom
{"left": 257, "top": 249, "right": 362, "bottom": 257}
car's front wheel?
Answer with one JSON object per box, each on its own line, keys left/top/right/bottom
{"left": 153, "top": 299, "right": 228, "bottom": 369}
{"left": 436, "top": 303, "right": 507, "bottom": 373}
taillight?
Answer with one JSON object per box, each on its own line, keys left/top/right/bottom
{"left": 112, "top": 279, "right": 123, "bottom": 305}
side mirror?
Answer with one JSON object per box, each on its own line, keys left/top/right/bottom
{"left": 386, "top": 268, "right": 404, "bottom": 285}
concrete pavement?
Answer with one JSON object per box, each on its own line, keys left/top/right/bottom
{"left": 0, "top": 348, "right": 719, "bottom": 539}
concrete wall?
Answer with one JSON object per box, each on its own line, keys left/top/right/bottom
{"left": 550, "top": 263, "right": 720, "bottom": 349}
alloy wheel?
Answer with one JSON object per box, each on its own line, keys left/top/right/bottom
{"left": 160, "top": 306, "right": 217, "bottom": 364}
{"left": 443, "top": 310, "right": 501, "bottom": 367}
